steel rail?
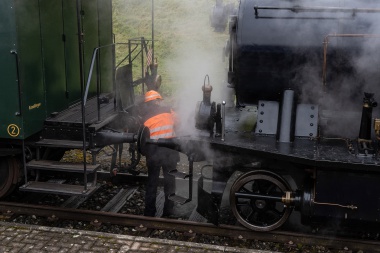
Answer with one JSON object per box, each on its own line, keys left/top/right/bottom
{"left": 0, "top": 201, "right": 379, "bottom": 252}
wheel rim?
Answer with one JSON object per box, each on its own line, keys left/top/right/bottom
{"left": 230, "top": 171, "right": 292, "bottom": 231}
{"left": 0, "top": 157, "right": 20, "bottom": 198}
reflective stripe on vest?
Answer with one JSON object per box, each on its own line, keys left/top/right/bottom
{"left": 144, "top": 113, "right": 175, "bottom": 139}
{"left": 145, "top": 93, "right": 161, "bottom": 101}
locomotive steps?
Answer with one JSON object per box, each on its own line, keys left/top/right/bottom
{"left": 18, "top": 91, "right": 121, "bottom": 196}
{"left": 20, "top": 155, "right": 99, "bottom": 197}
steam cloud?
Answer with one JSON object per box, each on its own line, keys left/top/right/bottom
{"left": 265, "top": 0, "right": 380, "bottom": 137}
{"left": 158, "top": 0, "right": 238, "bottom": 136}
{"left": 160, "top": 0, "right": 380, "bottom": 138}
{"left": 117, "top": 0, "right": 380, "bottom": 138}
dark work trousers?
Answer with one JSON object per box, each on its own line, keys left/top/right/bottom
{"left": 144, "top": 146, "right": 179, "bottom": 217}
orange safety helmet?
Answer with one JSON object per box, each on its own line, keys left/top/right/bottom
{"left": 144, "top": 90, "right": 163, "bottom": 102}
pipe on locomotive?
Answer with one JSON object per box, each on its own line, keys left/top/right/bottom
{"left": 279, "top": 90, "right": 294, "bottom": 143}
{"left": 233, "top": 188, "right": 358, "bottom": 211}
{"left": 92, "top": 131, "right": 138, "bottom": 147}
{"left": 283, "top": 191, "right": 358, "bottom": 210}
{"left": 221, "top": 101, "right": 226, "bottom": 141}
{"left": 254, "top": 6, "right": 380, "bottom": 16}
{"left": 202, "top": 75, "right": 213, "bottom": 106}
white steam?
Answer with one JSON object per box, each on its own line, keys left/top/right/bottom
{"left": 157, "top": 0, "right": 237, "bottom": 135}
{"left": 151, "top": 0, "right": 380, "bottom": 138}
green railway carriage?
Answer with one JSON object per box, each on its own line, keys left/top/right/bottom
{"left": 0, "top": 0, "right": 142, "bottom": 199}
{"left": 0, "top": 0, "right": 113, "bottom": 141}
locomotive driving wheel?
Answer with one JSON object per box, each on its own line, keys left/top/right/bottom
{"left": 0, "top": 157, "right": 21, "bottom": 198}
{"left": 230, "top": 170, "right": 292, "bottom": 231}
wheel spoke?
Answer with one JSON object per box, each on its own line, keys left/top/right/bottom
{"left": 241, "top": 185, "right": 252, "bottom": 193}
{"left": 236, "top": 199, "right": 250, "bottom": 207}
{"left": 265, "top": 183, "right": 276, "bottom": 195}
{"left": 256, "top": 180, "right": 265, "bottom": 194}
{"left": 253, "top": 211, "right": 269, "bottom": 226}
{"left": 252, "top": 180, "right": 262, "bottom": 193}
{"left": 265, "top": 209, "right": 283, "bottom": 223}
{"left": 245, "top": 210, "right": 255, "bottom": 222}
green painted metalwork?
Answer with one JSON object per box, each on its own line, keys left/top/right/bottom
{"left": 82, "top": 0, "right": 100, "bottom": 95}
{"left": 40, "top": 0, "right": 68, "bottom": 114}
{"left": 63, "top": 0, "right": 82, "bottom": 105}
{"left": 0, "top": 0, "right": 114, "bottom": 140}
{"left": 0, "top": 0, "right": 23, "bottom": 140}
{"left": 13, "top": 0, "right": 45, "bottom": 139}
{"left": 98, "top": 0, "right": 114, "bottom": 94}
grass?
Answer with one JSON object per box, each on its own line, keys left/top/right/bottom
{"left": 112, "top": 0, "right": 237, "bottom": 98}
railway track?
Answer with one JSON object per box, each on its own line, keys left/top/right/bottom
{"left": 1, "top": 172, "right": 379, "bottom": 252}
{"left": 1, "top": 193, "right": 380, "bottom": 252}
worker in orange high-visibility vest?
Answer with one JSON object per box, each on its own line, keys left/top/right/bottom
{"left": 140, "top": 90, "right": 179, "bottom": 217}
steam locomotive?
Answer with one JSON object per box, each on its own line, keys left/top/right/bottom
{"left": 149, "top": 0, "right": 380, "bottom": 232}
{"left": 3, "top": 0, "right": 380, "bottom": 234}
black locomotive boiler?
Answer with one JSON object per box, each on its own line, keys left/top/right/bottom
{"left": 149, "top": 0, "right": 380, "bottom": 232}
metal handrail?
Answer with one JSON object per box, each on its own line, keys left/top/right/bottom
{"left": 83, "top": 43, "right": 115, "bottom": 107}
{"left": 81, "top": 39, "right": 152, "bottom": 191}
{"left": 81, "top": 43, "right": 115, "bottom": 191}
{"left": 254, "top": 6, "right": 380, "bottom": 16}
{"left": 10, "top": 50, "right": 22, "bottom": 116}
{"left": 83, "top": 40, "right": 151, "bottom": 112}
